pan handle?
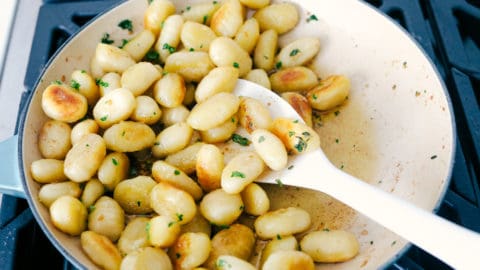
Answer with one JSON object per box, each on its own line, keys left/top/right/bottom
{"left": 0, "top": 135, "right": 26, "bottom": 198}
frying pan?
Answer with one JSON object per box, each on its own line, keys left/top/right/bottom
{"left": 0, "top": 0, "right": 456, "bottom": 269}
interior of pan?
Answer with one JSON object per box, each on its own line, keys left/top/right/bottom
{"left": 18, "top": 0, "right": 455, "bottom": 269}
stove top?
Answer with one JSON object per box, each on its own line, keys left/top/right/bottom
{"left": 0, "top": 0, "right": 479, "bottom": 269}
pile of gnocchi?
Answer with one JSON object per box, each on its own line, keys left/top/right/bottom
{"left": 31, "top": 0, "right": 357, "bottom": 269}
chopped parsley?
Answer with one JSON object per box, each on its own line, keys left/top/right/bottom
{"left": 306, "top": 14, "right": 318, "bottom": 23}
{"left": 162, "top": 43, "right": 176, "bottom": 54}
{"left": 334, "top": 110, "right": 340, "bottom": 116}
{"left": 145, "top": 50, "right": 159, "bottom": 61}
{"left": 145, "top": 222, "right": 151, "bottom": 234}
{"left": 136, "top": 201, "right": 141, "bottom": 207}
{"left": 335, "top": 138, "right": 339, "bottom": 144}
{"left": 233, "top": 62, "right": 240, "bottom": 68}
{"left": 174, "top": 169, "right": 181, "bottom": 175}
{"left": 391, "top": 240, "right": 397, "bottom": 246}
{"left": 288, "top": 131, "right": 295, "bottom": 137}
{"left": 216, "top": 259, "right": 231, "bottom": 268}
{"left": 96, "top": 79, "right": 109, "bottom": 87}
{"left": 168, "top": 221, "right": 176, "bottom": 227}
{"left": 231, "top": 171, "right": 245, "bottom": 178}
{"left": 100, "top": 115, "right": 108, "bottom": 121}
{"left": 80, "top": 70, "right": 86, "bottom": 74}
{"left": 189, "top": 47, "right": 195, "bottom": 51}
{"left": 176, "top": 253, "right": 181, "bottom": 259}
{"left": 101, "top": 33, "right": 114, "bottom": 44}
{"left": 293, "top": 119, "right": 299, "bottom": 123}
{"left": 312, "top": 93, "right": 318, "bottom": 100}
{"left": 276, "top": 234, "right": 282, "bottom": 240}
{"left": 121, "top": 130, "right": 126, "bottom": 136}
{"left": 88, "top": 205, "right": 95, "bottom": 212}
{"left": 53, "top": 80, "right": 62, "bottom": 85}
{"left": 430, "top": 155, "right": 437, "bottom": 160}
{"left": 112, "top": 158, "right": 118, "bottom": 166}
{"left": 290, "top": 48, "right": 300, "bottom": 56}
{"left": 323, "top": 228, "right": 330, "bottom": 232}
{"left": 239, "top": 205, "right": 245, "bottom": 211}
{"left": 203, "top": 15, "right": 208, "bottom": 24}
{"left": 213, "top": 0, "right": 218, "bottom": 4}
{"left": 176, "top": 213, "right": 184, "bottom": 221}
{"left": 232, "top": 134, "right": 250, "bottom": 146}
{"left": 294, "top": 136, "right": 307, "bottom": 152}
{"left": 258, "top": 136, "right": 265, "bottom": 143}
{"left": 288, "top": 165, "right": 294, "bottom": 170}
{"left": 275, "top": 179, "right": 283, "bottom": 187}
{"left": 302, "top": 131, "right": 310, "bottom": 136}
{"left": 70, "top": 79, "right": 80, "bottom": 90}
{"left": 186, "top": 6, "right": 191, "bottom": 11}
{"left": 118, "top": 19, "right": 133, "bottom": 32}
{"left": 275, "top": 61, "right": 283, "bottom": 69}
{"left": 119, "top": 39, "right": 129, "bottom": 49}
{"left": 231, "top": 117, "right": 236, "bottom": 123}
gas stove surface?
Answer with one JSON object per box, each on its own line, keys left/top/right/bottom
{"left": 0, "top": 1, "right": 479, "bottom": 269}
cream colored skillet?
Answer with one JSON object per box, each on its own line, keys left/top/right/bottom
{"left": 0, "top": 0, "right": 469, "bottom": 269}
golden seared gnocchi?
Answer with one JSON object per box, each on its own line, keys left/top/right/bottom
{"left": 254, "top": 207, "right": 311, "bottom": 239}
{"left": 64, "top": 133, "right": 106, "bottom": 183}
{"left": 113, "top": 176, "right": 156, "bottom": 214}
{"left": 200, "top": 188, "right": 243, "bottom": 226}
{"left": 209, "top": 37, "right": 252, "bottom": 77}
{"left": 210, "top": 0, "right": 244, "bottom": 37}
{"left": 117, "top": 217, "right": 151, "bottom": 256}
{"left": 50, "top": 195, "right": 87, "bottom": 236}
{"left": 150, "top": 182, "right": 197, "bottom": 225}
{"left": 30, "top": 159, "right": 67, "bottom": 184}
{"left": 41, "top": 84, "right": 88, "bottom": 123}
{"left": 307, "top": 75, "right": 351, "bottom": 111}
{"left": 88, "top": 196, "right": 125, "bottom": 242}
{"left": 81, "top": 231, "right": 122, "bottom": 270}
{"left": 70, "top": 119, "right": 99, "bottom": 145}
{"left": 169, "top": 232, "right": 212, "bottom": 269}
{"left": 39, "top": 181, "right": 81, "bottom": 207}
{"left": 300, "top": 230, "right": 360, "bottom": 263}
{"left": 180, "top": 21, "right": 217, "bottom": 52}
{"left": 97, "top": 152, "right": 130, "bottom": 190}
{"left": 122, "top": 29, "right": 156, "bottom": 62}
{"left": 121, "top": 62, "right": 162, "bottom": 96}
{"left": 35, "top": 2, "right": 360, "bottom": 269}
{"left": 187, "top": 92, "right": 240, "bottom": 131}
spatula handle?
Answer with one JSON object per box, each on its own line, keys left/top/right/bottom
{"left": 291, "top": 150, "right": 480, "bottom": 270}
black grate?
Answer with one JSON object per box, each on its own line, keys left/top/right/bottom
{"left": 1, "top": 0, "right": 479, "bottom": 269}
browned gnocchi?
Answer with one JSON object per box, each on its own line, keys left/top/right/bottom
{"left": 34, "top": 1, "right": 356, "bottom": 269}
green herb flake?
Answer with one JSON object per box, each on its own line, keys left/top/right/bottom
{"left": 306, "top": 14, "right": 318, "bottom": 23}
{"left": 176, "top": 253, "right": 181, "bottom": 259}
{"left": 231, "top": 171, "right": 245, "bottom": 178}
{"left": 145, "top": 222, "right": 151, "bottom": 233}
{"left": 275, "top": 61, "right": 283, "bottom": 69}
{"left": 293, "top": 119, "right": 299, "bottom": 123}
{"left": 370, "top": 241, "right": 374, "bottom": 245}
{"left": 213, "top": 0, "right": 218, "bottom": 4}
{"left": 275, "top": 179, "right": 283, "bottom": 187}
{"left": 176, "top": 213, "right": 184, "bottom": 221}
{"left": 174, "top": 169, "right": 181, "bottom": 175}
{"left": 340, "top": 164, "right": 345, "bottom": 170}
{"left": 258, "top": 136, "right": 265, "bottom": 143}
{"left": 323, "top": 228, "right": 330, "bottom": 232}
{"left": 80, "top": 70, "right": 86, "bottom": 74}
{"left": 232, "top": 133, "right": 251, "bottom": 146}
{"left": 294, "top": 137, "right": 307, "bottom": 152}
{"left": 121, "top": 130, "right": 126, "bottom": 136}
{"left": 430, "top": 155, "right": 437, "bottom": 160}
{"left": 312, "top": 94, "right": 318, "bottom": 100}
{"left": 189, "top": 47, "right": 195, "bottom": 52}
{"left": 202, "top": 15, "right": 208, "bottom": 24}
{"left": 86, "top": 144, "right": 90, "bottom": 147}
{"left": 276, "top": 234, "right": 282, "bottom": 240}
{"left": 289, "top": 48, "right": 300, "bottom": 57}
{"left": 302, "top": 131, "right": 310, "bottom": 136}
{"left": 112, "top": 158, "right": 118, "bottom": 166}
{"left": 168, "top": 221, "right": 176, "bottom": 227}
{"left": 88, "top": 205, "right": 95, "bottom": 212}
{"left": 119, "top": 39, "right": 129, "bottom": 49}
{"left": 335, "top": 138, "right": 339, "bottom": 144}
{"left": 162, "top": 43, "right": 176, "bottom": 54}
{"left": 70, "top": 79, "right": 80, "bottom": 90}
{"left": 100, "top": 115, "right": 108, "bottom": 121}
{"left": 334, "top": 110, "right": 340, "bottom": 116}
{"left": 233, "top": 62, "right": 240, "bottom": 68}
{"left": 186, "top": 6, "right": 191, "bottom": 11}
{"left": 239, "top": 205, "right": 245, "bottom": 211}
{"left": 154, "top": 142, "right": 160, "bottom": 146}
{"left": 95, "top": 79, "right": 109, "bottom": 88}
{"left": 118, "top": 19, "right": 133, "bottom": 32}
{"left": 136, "top": 201, "right": 141, "bottom": 207}
{"left": 216, "top": 259, "right": 230, "bottom": 268}
{"left": 101, "top": 33, "right": 114, "bottom": 44}
{"left": 288, "top": 131, "right": 295, "bottom": 137}
{"left": 146, "top": 50, "right": 159, "bottom": 61}
{"left": 231, "top": 117, "right": 235, "bottom": 123}
{"left": 53, "top": 80, "right": 63, "bottom": 85}
{"left": 288, "top": 165, "right": 294, "bottom": 170}
{"left": 391, "top": 240, "right": 397, "bottom": 246}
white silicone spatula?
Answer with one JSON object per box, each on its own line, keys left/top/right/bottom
{"left": 234, "top": 79, "right": 480, "bottom": 270}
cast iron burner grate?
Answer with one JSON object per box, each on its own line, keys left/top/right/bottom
{"left": 1, "top": 0, "right": 479, "bottom": 269}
